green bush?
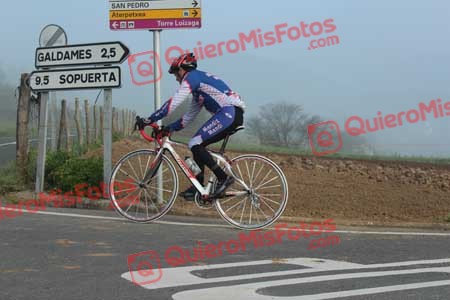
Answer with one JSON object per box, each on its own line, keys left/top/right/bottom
{"left": 24, "top": 148, "right": 103, "bottom": 193}
{"left": 45, "top": 150, "right": 72, "bottom": 188}
{"left": 0, "top": 162, "right": 24, "bottom": 194}
{"left": 51, "top": 156, "right": 103, "bottom": 192}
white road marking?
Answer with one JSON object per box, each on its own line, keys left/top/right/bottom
{"left": 0, "top": 136, "right": 75, "bottom": 148}
{"left": 1, "top": 206, "right": 450, "bottom": 236}
{"left": 123, "top": 258, "right": 450, "bottom": 290}
{"left": 0, "top": 142, "right": 16, "bottom": 147}
{"left": 122, "top": 258, "right": 363, "bottom": 289}
{"left": 173, "top": 276, "right": 450, "bottom": 300}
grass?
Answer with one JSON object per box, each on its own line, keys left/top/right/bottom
{"left": 0, "top": 162, "right": 26, "bottom": 194}
{"left": 446, "top": 213, "right": 450, "bottom": 223}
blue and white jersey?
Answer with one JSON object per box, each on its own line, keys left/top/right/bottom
{"left": 148, "top": 70, "right": 245, "bottom": 131}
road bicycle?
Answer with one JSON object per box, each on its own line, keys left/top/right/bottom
{"left": 108, "top": 122, "right": 288, "bottom": 230}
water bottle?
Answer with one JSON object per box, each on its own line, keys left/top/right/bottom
{"left": 185, "top": 157, "right": 201, "bottom": 176}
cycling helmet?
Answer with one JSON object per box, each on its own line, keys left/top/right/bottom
{"left": 168, "top": 53, "right": 197, "bottom": 74}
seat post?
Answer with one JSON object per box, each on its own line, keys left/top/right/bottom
{"left": 219, "top": 135, "right": 230, "bottom": 154}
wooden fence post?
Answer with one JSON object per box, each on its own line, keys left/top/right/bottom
{"left": 93, "top": 105, "right": 98, "bottom": 143}
{"left": 84, "top": 99, "right": 90, "bottom": 145}
{"left": 122, "top": 109, "right": 126, "bottom": 136}
{"left": 99, "top": 106, "right": 103, "bottom": 141}
{"left": 57, "top": 100, "right": 68, "bottom": 151}
{"left": 74, "top": 98, "right": 83, "bottom": 145}
{"left": 16, "top": 73, "right": 31, "bottom": 179}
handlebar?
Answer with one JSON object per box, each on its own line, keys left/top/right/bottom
{"left": 134, "top": 116, "right": 171, "bottom": 146}
{"left": 138, "top": 123, "right": 168, "bottom": 146}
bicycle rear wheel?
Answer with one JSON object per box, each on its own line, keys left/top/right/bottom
{"left": 109, "top": 149, "right": 179, "bottom": 223}
{"left": 215, "top": 154, "right": 288, "bottom": 230}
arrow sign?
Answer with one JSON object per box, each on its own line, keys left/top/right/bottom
{"left": 192, "top": 10, "right": 198, "bottom": 17}
{"left": 110, "top": 0, "right": 202, "bottom": 10}
{"left": 35, "top": 41, "right": 130, "bottom": 68}
{"left": 29, "top": 67, "right": 121, "bottom": 91}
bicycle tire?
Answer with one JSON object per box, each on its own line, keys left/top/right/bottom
{"left": 215, "top": 154, "right": 289, "bottom": 230}
{"left": 109, "top": 149, "right": 179, "bottom": 223}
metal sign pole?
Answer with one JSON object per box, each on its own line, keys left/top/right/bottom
{"left": 35, "top": 92, "right": 49, "bottom": 193}
{"left": 103, "top": 88, "right": 113, "bottom": 194}
{"left": 153, "top": 30, "right": 163, "bottom": 204}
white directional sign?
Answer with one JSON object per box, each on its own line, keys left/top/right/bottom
{"left": 29, "top": 67, "right": 121, "bottom": 91}
{"left": 36, "top": 42, "right": 130, "bottom": 68}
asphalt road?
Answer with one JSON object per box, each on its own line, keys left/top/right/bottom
{"left": 0, "top": 137, "right": 17, "bottom": 167}
{"left": 0, "top": 207, "right": 449, "bottom": 300}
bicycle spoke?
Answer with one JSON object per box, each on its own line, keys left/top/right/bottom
{"left": 114, "top": 187, "right": 138, "bottom": 195}
{"left": 219, "top": 194, "right": 240, "bottom": 205}
{"left": 116, "top": 186, "right": 140, "bottom": 201}
{"left": 245, "top": 160, "right": 252, "bottom": 187}
{"left": 256, "top": 205, "right": 271, "bottom": 220}
{"left": 143, "top": 153, "right": 152, "bottom": 181}
{"left": 254, "top": 174, "right": 279, "bottom": 190}
{"left": 250, "top": 161, "right": 256, "bottom": 186}
{"left": 119, "top": 168, "right": 140, "bottom": 184}
{"left": 259, "top": 196, "right": 276, "bottom": 213}
{"left": 148, "top": 185, "right": 173, "bottom": 193}
{"left": 138, "top": 155, "right": 144, "bottom": 178}
{"left": 256, "top": 184, "right": 281, "bottom": 191}
{"left": 230, "top": 198, "right": 246, "bottom": 220}
{"left": 254, "top": 169, "right": 271, "bottom": 189}
{"left": 135, "top": 190, "right": 141, "bottom": 217}
{"left": 239, "top": 197, "right": 247, "bottom": 224}
{"left": 252, "top": 163, "right": 265, "bottom": 187}
{"left": 249, "top": 200, "right": 253, "bottom": 224}
{"left": 253, "top": 202, "right": 262, "bottom": 224}
{"left": 144, "top": 189, "right": 159, "bottom": 212}
{"left": 124, "top": 189, "right": 141, "bottom": 214}
{"left": 127, "top": 160, "right": 141, "bottom": 182}
{"left": 258, "top": 193, "right": 281, "bottom": 197}
{"left": 143, "top": 188, "right": 149, "bottom": 218}
{"left": 114, "top": 179, "right": 139, "bottom": 185}
{"left": 235, "top": 163, "right": 245, "bottom": 182}
{"left": 259, "top": 194, "right": 281, "bottom": 206}
{"left": 225, "top": 198, "right": 245, "bottom": 213}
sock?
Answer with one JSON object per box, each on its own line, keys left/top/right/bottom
{"left": 192, "top": 145, "right": 228, "bottom": 182}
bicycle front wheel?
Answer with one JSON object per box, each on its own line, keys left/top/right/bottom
{"left": 109, "top": 149, "right": 179, "bottom": 223}
{"left": 215, "top": 154, "right": 289, "bottom": 230}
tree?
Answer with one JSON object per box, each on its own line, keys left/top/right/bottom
{"left": 248, "top": 101, "right": 320, "bottom": 148}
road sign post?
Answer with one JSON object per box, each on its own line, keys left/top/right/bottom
{"left": 103, "top": 89, "right": 113, "bottom": 193}
{"left": 153, "top": 29, "right": 164, "bottom": 203}
{"left": 35, "top": 92, "right": 49, "bottom": 193}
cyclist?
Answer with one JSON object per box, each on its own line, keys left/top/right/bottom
{"left": 136, "top": 53, "right": 245, "bottom": 200}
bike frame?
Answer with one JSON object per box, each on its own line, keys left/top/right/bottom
{"left": 140, "top": 128, "right": 249, "bottom": 198}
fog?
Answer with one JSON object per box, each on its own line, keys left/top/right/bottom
{"left": 0, "top": 0, "right": 449, "bottom": 157}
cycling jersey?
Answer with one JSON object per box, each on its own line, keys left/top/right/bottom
{"left": 148, "top": 70, "right": 245, "bottom": 131}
